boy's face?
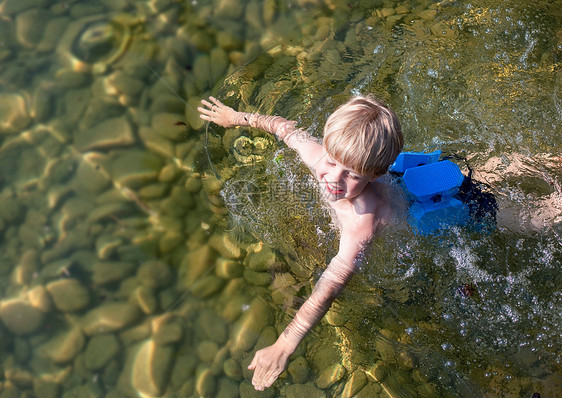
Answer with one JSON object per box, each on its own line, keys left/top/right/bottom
{"left": 316, "top": 150, "right": 374, "bottom": 202}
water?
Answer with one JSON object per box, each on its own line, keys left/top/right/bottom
{"left": 0, "top": 0, "right": 560, "bottom": 397}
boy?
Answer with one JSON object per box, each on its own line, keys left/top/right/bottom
{"left": 199, "top": 95, "right": 404, "bottom": 391}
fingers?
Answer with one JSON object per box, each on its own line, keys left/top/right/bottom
{"left": 248, "top": 355, "right": 257, "bottom": 370}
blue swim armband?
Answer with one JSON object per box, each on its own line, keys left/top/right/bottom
{"left": 390, "top": 151, "right": 470, "bottom": 235}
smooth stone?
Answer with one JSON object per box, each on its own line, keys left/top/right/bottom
{"left": 215, "top": 258, "right": 244, "bottom": 279}
{"left": 79, "top": 97, "right": 126, "bottom": 130}
{"left": 84, "top": 333, "right": 120, "bottom": 370}
{"left": 152, "top": 321, "right": 183, "bottom": 345}
{"left": 107, "top": 71, "right": 144, "bottom": 97}
{"left": 0, "top": 93, "right": 30, "bottom": 134}
{"left": 355, "top": 382, "right": 383, "bottom": 397}
{"left": 137, "top": 260, "right": 172, "bottom": 289}
{"left": 341, "top": 370, "right": 367, "bottom": 398}
{"left": 316, "top": 363, "right": 345, "bottom": 389}
{"left": 15, "top": 8, "right": 51, "bottom": 48}
{"left": 239, "top": 380, "right": 275, "bottom": 398}
{"left": 210, "top": 47, "right": 229, "bottom": 83}
{"left": 110, "top": 150, "right": 163, "bottom": 188}
{"left": 119, "top": 339, "right": 174, "bottom": 397}
{"left": 74, "top": 116, "right": 134, "bottom": 151}
{"left": 119, "top": 321, "right": 151, "bottom": 346}
{"left": 179, "top": 245, "right": 217, "bottom": 287}
{"left": 139, "top": 182, "right": 169, "bottom": 199}
{"left": 73, "top": 159, "right": 111, "bottom": 194}
{"left": 38, "top": 327, "right": 85, "bottom": 364}
{"left": 365, "top": 361, "right": 388, "bottom": 383}
{"left": 418, "top": 9, "right": 437, "bottom": 20}
{"left": 81, "top": 302, "right": 141, "bottom": 335}
{"left": 196, "top": 367, "right": 215, "bottom": 397}
{"left": 197, "top": 308, "right": 228, "bottom": 344}
{"left": 46, "top": 278, "right": 90, "bottom": 312}
{"left": 0, "top": 0, "right": 49, "bottom": 15}
{"left": 244, "top": 269, "right": 271, "bottom": 286}
{"left": 30, "top": 85, "right": 53, "bottom": 122}
{"left": 37, "top": 16, "right": 69, "bottom": 52}
{"left": 196, "top": 340, "right": 219, "bottom": 364}
{"left": 0, "top": 299, "right": 44, "bottom": 335}
{"left": 140, "top": 128, "right": 176, "bottom": 159}
{"left": 169, "top": 354, "right": 198, "bottom": 389}
{"left": 223, "top": 358, "right": 242, "bottom": 381}
{"left": 185, "top": 97, "right": 205, "bottom": 130}
{"left": 33, "top": 379, "right": 60, "bottom": 398}
{"left": 209, "top": 232, "right": 244, "bottom": 259}
{"left": 244, "top": 246, "right": 279, "bottom": 271}
{"left": 151, "top": 112, "right": 188, "bottom": 141}
{"left": 285, "top": 382, "right": 325, "bottom": 398}
{"left": 184, "top": 175, "right": 202, "bottom": 192}
{"left": 170, "top": 185, "right": 194, "bottom": 208}
{"left": 92, "top": 261, "right": 135, "bottom": 285}
{"left": 217, "top": 377, "right": 239, "bottom": 398}
{"left": 398, "top": 350, "right": 418, "bottom": 370}
{"left": 96, "top": 234, "right": 122, "bottom": 260}
{"left": 190, "top": 275, "right": 225, "bottom": 298}
{"left": 230, "top": 297, "right": 273, "bottom": 354}
{"left": 158, "top": 163, "right": 181, "bottom": 182}
{"left": 131, "top": 286, "right": 157, "bottom": 314}
{"left": 55, "top": 70, "right": 91, "bottom": 89}
{"left": 288, "top": 356, "right": 310, "bottom": 384}
{"left": 254, "top": 326, "right": 277, "bottom": 352}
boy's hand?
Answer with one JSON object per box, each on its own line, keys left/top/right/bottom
{"left": 198, "top": 96, "right": 246, "bottom": 128}
{"left": 248, "top": 342, "right": 291, "bottom": 391}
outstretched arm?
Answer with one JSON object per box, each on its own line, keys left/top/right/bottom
{"left": 248, "top": 254, "right": 356, "bottom": 390}
{"left": 199, "top": 97, "right": 323, "bottom": 169}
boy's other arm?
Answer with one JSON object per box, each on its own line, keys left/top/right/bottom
{"left": 199, "top": 97, "right": 323, "bottom": 170}
{"left": 248, "top": 226, "right": 371, "bottom": 390}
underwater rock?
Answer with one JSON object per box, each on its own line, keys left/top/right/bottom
{"left": 288, "top": 356, "right": 310, "bottom": 384}
{"left": 92, "top": 261, "right": 135, "bottom": 285}
{"left": 37, "top": 16, "right": 70, "bottom": 53}
{"left": 230, "top": 296, "right": 273, "bottom": 354}
{"left": 180, "top": 244, "right": 217, "bottom": 287}
{"left": 136, "top": 260, "right": 172, "bottom": 289}
{"left": 169, "top": 354, "right": 197, "bottom": 390}
{"left": 107, "top": 71, "right": 144, "bottom": 98}
{"left": 152, "top": 320, "right": 183, "bottom": 345}
{"left": 355, "top": 382, "right": 383, "bottom": 397}
{"left": 244, "top": 269, "right": 271, "bottom": 286}
{"left": 15, "top": 8, "right": 51, "bottom": 48}
{"left": 197, "top": 340, "right": 219, "bottom": 364}
{"left": 140, "top": 127, "right": 176, "bottom": 159}
{"left": 131, "top": 286, "right": 157, "bottom": 315}
{"left": 209, "top": 232, "right": 244, "bottom": 259}
{"left": 84, "top": 333, "right": 120, "bottom": 370}
{"left": 119, "top": 339, "right": 174, "bottom": 397}
{"left": 197, "top": 308, "right": 228, "bottom": 344}
{"left": 73, "top": 158, "right": 111, "bottom": 194}
{"left": 191, "top": 275, "right": 225, "bottom": 298}
{"left": 151, "top": 112, "right": 188, "bottom": 141}
{"left": 239, "top": 380, "right": 275, "bottom": 398}
{"left": 38, "top": 327, "right": 85, "bottom": 364}
{"left": 0, "top": 93, "right": 31, "bottom": 134}
{"left": 0, "top": 299, "right": 44, "bottom": 335}
{"left": 74, "top": 116, "right": 134, "bottom": 151}
{"left": 81, "top": 302, "right": 141, "bottom": 335}
{"left": 244, "top": 245, "right": 279, "bottom": 272}
{"left": 110, "top": 150, "right": 163, "bottom": 189}
{"left": 0, "top": 0, "right": 49, "bottom": 15}
{"left": 30, "top": 85, "right": 54, "bottom": 122}
{"left": 316, "top": 363, "right": 346, "bottom": 389}
{"left": 341, "top": 370, "right": 367, "bottom": 398}
{"left": 46, "top": 278, "right": 90, "bottom": 312}
{"left": 195, "top": 366, "right": 216, "bottom": 397}
{"left": 216, "top": 377, "right": 239, "bottom": 398}
{"left": 223, "top": 358, "right": 243, "bottom": 381}
{"left": 285, "top": 382, "right": 326, "bottom": 398}
{"left": 26, "top": 285, "right": 52, "bottom": 313}
{"left": 365, "top": 361, "right": 388, "bottom": 383}
{"left": 216, "top": 258, "right": 244, "bottom": 279}
{"left": 33, "top": 379, "right": 60, "bottom": 398}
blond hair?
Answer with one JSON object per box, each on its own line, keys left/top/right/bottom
{"left": 323, "top": 95, "right": 403, "bottom": 177}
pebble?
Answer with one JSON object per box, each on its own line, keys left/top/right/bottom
{"left": 84, "top": 333, "right": 120, "bottom": 370}
{"left": 38, "top": 327, "right": 85, "bottom": 364}
{"left": 131, "top": 286, "right": 157, "bottom": 314}
{"left": 316, "top": 363, "right": 345, "bottom": 389}
{"left": 217, "top": 377, "right": 240, "bottom": 398}
{"left": 223, "top": 358, "right": 243, "bottom": 381}
{"left": 285, "top": 382, "right": 326, "bottom": 398}
{"left": 137, "top": 260, "right": 172, "bottom": 289}
{"left": 110, "top": 150, "right": 163, "bottom": 188}
{"left": 341, "top": 370, "right": 367, "bottom": 398}
{"left": 92, "top": 261, "right": 135, "bottom": 285}
{"left": 74, "top": 116, "right": 134, "bottom": 151}
{"left": 239, "top": 380, "right": 275, "bottom": 398}
{"left": 216, "top": 258, "right": 244, "bottom": 279}
{"left": 152, "top": 321, "right": 183, "bottom": 345}
{"left": 230, "top": 296, "right": 273, "bottom": 354}
{"left": 15, "top": 8, "right": 51, "bottom": 48}
{"left": 81, "top": 302, "right": 141, "bottom": 335}
{"left": 151, "top": 112, "right": 188, "bottom": 141}
{"left": 195, "top": 367, "right": 216, "bottom": 397}
{"left": 119, "top": 339, "right": 174, "bottom": 397}
{"left": 365, "top": 361, "right": 388, "bottom": 383}
{"left": 0, "top": 299, "right": 44, "bottom": 335}
{"left": 288, "top": 356, "right": 310, "bottom": 384}
{"left": 0, "top": 93, "right": 31, "bottom": 134}
{"left": 180, "top": 244, "right": 217, "bottom": 287}
{"left": 244, "top": 246, "right": 279, "bottom": 271}
{"left": 46, "top": 278, "right": 90, "bottom": 312}
{"left": 197, "top": 340, "right": 219, "bottom": 364}
{"left": 197, "top": 308, "right": 228, "bottom": 344}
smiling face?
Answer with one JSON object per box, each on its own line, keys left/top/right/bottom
{"left": 316, "top": 149, "right": 375, "bottom": 202}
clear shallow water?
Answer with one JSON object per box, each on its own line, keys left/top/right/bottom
{"left": 0, "top": 0, "right": 560, "bottom": 397}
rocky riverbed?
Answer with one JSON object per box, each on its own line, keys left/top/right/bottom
{"left": 0, "top": 0, "right": 560, "bottom": 397}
